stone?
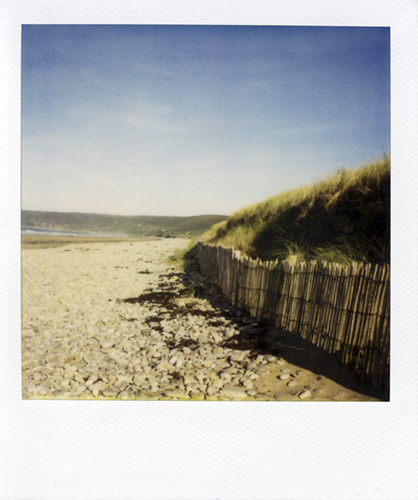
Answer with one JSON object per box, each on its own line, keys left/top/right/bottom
{"left": 186, "top": 383, "right": 199, "bottom": 393}
{"left": 264, "top": 355, "right": 277, "bottom": 362}
{"left": 74, "top": 385, "right": 87, "bottom": 395}
{"left": 61, "top": 378, "right": 71, "bottom": 389}
{"left": 91, "top": 388, "right": 100, "bottom": 398}
{"left": 150, "top": 382, "right": 160, "bottom": 392}
{"left": 164, "top": 390, "right": 187, "bottom": 399}
{"left": 155, "top": 361, "right": 171, "bottom": 371}
{"left": 190, "top": 393, "right": 205, "bottom": 401}
{"left": 299, "top": 390, "right": 311, "bottom": 399}
{"left": 214, "top": 362, "right": 230, "bottom": 373}
{"left": 46, "top": 354, "right": 60, "bottom": 364}
{"left": 102, "top": 389, "right": 118, "bottom": 397}
{"left": 183, "top": 374, "right": 195, "bottom": 385}
{"left": 25, "top": 383, "right": 36, "bottom": 394}
{"left": 211, "top": 379, "right": 224, "bottom": 390}
{"left": 280, "top": 373, "right": 290, "bottom": 380}
{"left": 206, "top": 386, "right": 216, "bottom": 396}
{"left": 220, "top": 386, "right": 247, "bottom": 399}
{"left": 134, "top": 374, "right": 147, "bottom": 385}
{"left": 89, "top": 381, "right": 106, "bottom": 392}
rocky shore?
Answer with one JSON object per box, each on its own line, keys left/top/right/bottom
{"left": 21, "top": 237, "right": 380, "bottom": 401}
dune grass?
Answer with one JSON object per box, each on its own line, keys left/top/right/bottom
{"left": 203, "top": 156, "right": 390, "bottom": 265}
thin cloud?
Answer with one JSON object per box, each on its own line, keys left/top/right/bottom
{"left": 119, "top": 103, "right": 190, "bottom": 132}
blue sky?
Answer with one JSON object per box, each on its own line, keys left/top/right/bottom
{"left": 21, "top": 25, "right": 390, "bottom": 216}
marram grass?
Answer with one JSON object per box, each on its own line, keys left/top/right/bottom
{"left": 203, "top": 156, "right": 390, "bottom": 265}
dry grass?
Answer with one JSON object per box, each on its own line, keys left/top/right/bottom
{"left": 203, "top": 156, "right": 390, "bottom": 264}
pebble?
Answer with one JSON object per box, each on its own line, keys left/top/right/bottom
{"left": 102, "top": 389, "right": 118, "bottom": 398}
{"left": 25, "top": 383, "right": 36, "bottom": 394}
{"left": 264, "top": 355, "right": 276, "bottom": 362}
{"left": 155, "top": 361, "right": 171, "bottom": 371}
{"left": 206, "top": 386, "right": 216, "bottom": 396}
{"left": 211, "top": 379, "right": 224, "bottom": 390}
{"left": 299, "top": 390, "right": 311, "bottom": 399}
{"left": 20, "top": 238, "right": 334, "bottom": 402}
{"left": 191, "top": 393, "right": 205, "bottom": 401}
{"left": 220, "top": 386, "right": 248, "bottom": 399}
{"left": 214, "top": 362, "right": 230, "bottom": 373}
{"left": 164, "top": 390, "right": 187, "bottom": 399}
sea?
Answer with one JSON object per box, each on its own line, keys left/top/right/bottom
{"left": 21, "top": 227, "right": 127, "bottom": 238}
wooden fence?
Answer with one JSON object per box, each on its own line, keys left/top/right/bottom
{"left": 196, "top": 242, "right": 390, "bottom": 391}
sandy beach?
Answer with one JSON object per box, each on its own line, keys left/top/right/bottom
{"left": 21, "top": 236, "right": 382, "bottom": 401}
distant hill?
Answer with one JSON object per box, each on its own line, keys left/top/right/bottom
{"left": 21, "top": 211, "right": 229, "bottom": 238}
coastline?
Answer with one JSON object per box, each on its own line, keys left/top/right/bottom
{"left": 21, "top": 234, "right": 158, "bottom": 249}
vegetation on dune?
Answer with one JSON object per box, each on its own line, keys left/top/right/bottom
{"left": 167, "top": 239, "right": 199, "bottom": 271}
{"left": 203, "top": 156, "right": 390, "bottom": 265}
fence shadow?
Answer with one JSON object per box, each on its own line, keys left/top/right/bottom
{"left": 256, "top": 327, "right": 388, "bottom": 401}
{"left": 196, "top": 242, "right": 390, "bottom": 395}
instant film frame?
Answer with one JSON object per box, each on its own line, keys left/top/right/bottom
{"left": 1, "top": 1, "right": 417, "bottom": 499}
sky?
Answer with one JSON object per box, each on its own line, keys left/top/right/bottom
{"left": 21, "top": 25, "right": 390, "bottom": 217}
